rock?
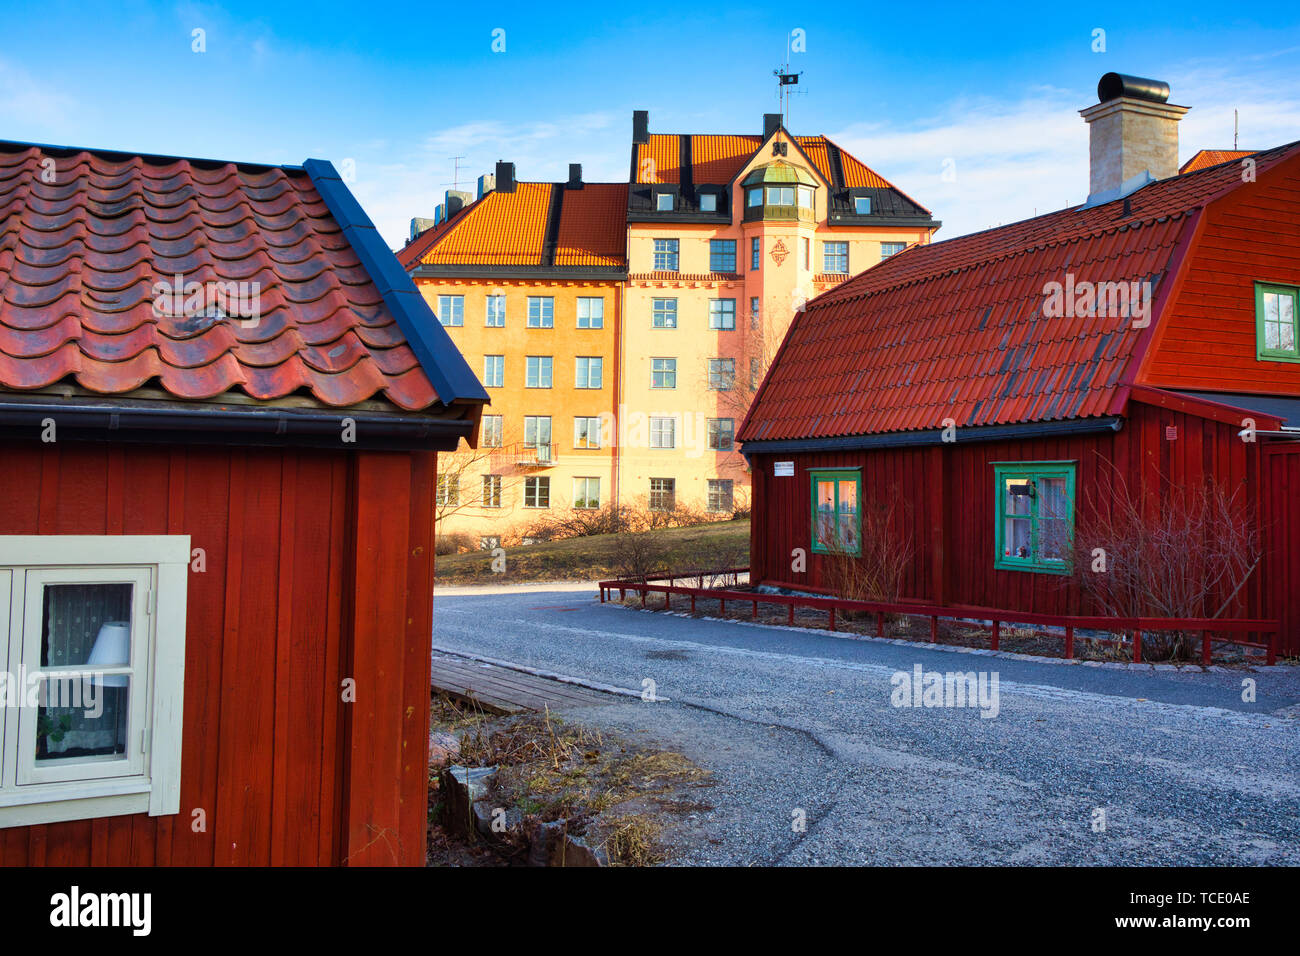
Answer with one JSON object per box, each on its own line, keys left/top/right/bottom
{"left": 440, "top": 765, "right": 497, "bottom": 838}
{"left": 527, "top": 819, "right": 568, "bottom": 866}
{"left": 472, "top": 800, "right": 523, "bottom": 840}
{"left": 428, "top": 731, "right": 460, "bottom": 767}
{"left": 552, "top": 833, "right": 608, "bottom": 867}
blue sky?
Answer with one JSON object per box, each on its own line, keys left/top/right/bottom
{"left": 3, "top": 1, "right": 1299, "bottom": 247}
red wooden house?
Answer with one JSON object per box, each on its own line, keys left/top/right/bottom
{"left": 0, "top": 139, "right": 487, "bottom": 864}
{"left": 739, "top": 76, "right": 1300, "bottom": 657}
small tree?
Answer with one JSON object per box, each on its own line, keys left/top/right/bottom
{"left": 821, "top": 494, "right": 914, "bottom": 619}
{"left": 1072, "top": 466, "right": 1260, "bottom": 661}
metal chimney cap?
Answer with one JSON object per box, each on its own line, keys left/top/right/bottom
{"left": 1098, "top": 73, "right": 1170, "bottom": 104}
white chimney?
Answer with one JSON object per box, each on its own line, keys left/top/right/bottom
{"left": 1080, "top": 73, "right": 1188, "bottom": 207}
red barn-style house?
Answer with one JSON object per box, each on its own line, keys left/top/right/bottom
{"left": 0, "top": 139, "right": 487, "bottom": 864}
{"left": 739, "top": 75, "right": 1300, "bottom": 657}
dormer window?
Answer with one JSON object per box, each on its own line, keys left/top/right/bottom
{"left": 854, "top": 196, "right": 872, "bottom": 215}
{"left": 699, "top": 193, "right": 717, "bottom": 212}
{"left": 747, "top": 188, "right": 763, "bottom": 208}
{"left": 741, "top": 161, "right": 818, "bottom": 222}
{"left": 767, "top": 186, "right": 795, "bottom": 206}
{"left": 656, "top": 192, "right": 674, "bottom": 211}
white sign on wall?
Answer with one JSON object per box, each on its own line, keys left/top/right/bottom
{"left": 774, "top": 461, "right": 794, "bottom": 477}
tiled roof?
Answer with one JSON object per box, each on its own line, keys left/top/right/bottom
{"left": 0, "top": 141, "right": 482, "bottom": 412}
{"left": 740, "top": 142, "right": 1300, "bottom": 444}
{"left": 399, "top": 182, "right": 628, "bottom": 271}
{"left": 1179, "top": 149, "right": 1254, "bottom": 174}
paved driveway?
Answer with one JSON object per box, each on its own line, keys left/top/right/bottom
{"left": 432, "top": 585, "right": 1300, "bottom": 865}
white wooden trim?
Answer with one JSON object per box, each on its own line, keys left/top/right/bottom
{"left": 0, "top": 536, "right": 190, "bottom": 567}
{"left": 149, "top": 557, "right": 187, "bottom": 816}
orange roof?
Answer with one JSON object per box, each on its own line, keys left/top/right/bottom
{"left": 639, "top": 134, "right": 683, "bottom": 184}
{"left": 1180, "top": 149, "right": 1254, "bottom": 174}
{"left": 398, "top": 181, "right": 627, "bottom": 272}
{"left": 740, "top": 141, "right": 1300, "bottom": 444}
{"left": 555, "top": 183, "right": 628, "bottom": 267}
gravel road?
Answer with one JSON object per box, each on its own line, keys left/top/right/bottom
{"left": 432, "top": 584, "right": 1300, "bottom": 866}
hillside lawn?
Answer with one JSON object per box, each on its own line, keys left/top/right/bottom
{"left": 435, "top": 519, "right": 750, "bottom": 585}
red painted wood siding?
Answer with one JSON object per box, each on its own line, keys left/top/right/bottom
{"left": 751, "top": 398, "right": 1268, "bottom": 626}
{"left": 1263, "top": 443, "right": 1300, "bottom": 655}
{"left": 1142, "top": 152, "right": 1300, "bottom": 393}
{"left": 0, "top": 442, "right": 437, "bottom": 866}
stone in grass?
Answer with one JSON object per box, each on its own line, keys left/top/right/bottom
{"left": 552, "top": 833, "right": 608, "bottom": 867}
{"left": 527, "top": 819, "right": 568, "bottom": 867}
{"left": 441, "top": 765, "right": 497, "bottom": 839}
{"left": 428, "top": 731, "right": 461, "bottom": 768}
{"left": 472, "top": 800, "right": 524, "bottom": 841}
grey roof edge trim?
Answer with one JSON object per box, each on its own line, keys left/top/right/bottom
{"left": 0, "top": 137, "right": 305, "bottom": 174}
{"left": 1169, "top": 389, "right": 1300, "bottom": 426}
{"left": 739, "top": 416, "right": 1124, "bottom": 455}
{"left": 412, "top": 264, "right": 629, "bottom": 281}
{"left": 303, "top": 158, "right": 489, "bottom": 407}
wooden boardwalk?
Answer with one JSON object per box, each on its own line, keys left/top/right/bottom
{"left": 430, "top": 654, "right": 616, "bottom": 714}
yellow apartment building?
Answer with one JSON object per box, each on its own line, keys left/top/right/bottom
{"left": 400, "top": 113, "right": 939, "bottom": 545}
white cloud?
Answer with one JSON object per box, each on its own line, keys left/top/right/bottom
{"left": 0, "top": 58, "right": 77, "bottom": 128}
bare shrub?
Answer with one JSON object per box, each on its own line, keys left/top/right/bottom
{"left": 672, "top": 536, "right": 749, "bottom": 589}
{"left": 519, "top": 504, "right": 634, "bottom": 542}
{"left": 611, "top": 530, "right": 671, "bottom": 581}
{"left": 821, "top": 495, "right": 913, "bottom": 621}
{"left": 1072, "top": 466, "right": 1260, "bottom": 661}
{"left": 435, "top": 531, "right": 477, "bottom": 556}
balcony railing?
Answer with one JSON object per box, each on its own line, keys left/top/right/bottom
{"left": 511, "top": 442, "right": 557, "bottom": 468}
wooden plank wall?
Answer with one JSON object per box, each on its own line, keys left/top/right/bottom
{"left": 0, "top": 441, "right": 437, "bottom": 866}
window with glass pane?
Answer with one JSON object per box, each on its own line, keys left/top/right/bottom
{"left": 481, "top": 414, "right": 503, "bottom": 448}
{"left": 707, "top": 418, "right": 734, "bottom": 450}
{"left": 436, "top": 475, "right": 459, "bottom": 506}
{"left": 577, "top": 297, "right": 604, "bottom": 329}
{"left": 797, "top": 186, "right": 814, "bottom": 209}
{"left": 993, "top": 463, "right": 1076, "bottom": 573}
{"left": 524, "top": 477, "right": 550, "bottom": 508}
{"left": 747, "top": 189, "right": 762, "bottom": 208}
{"left": 651, "top": 358, "right": 676, "bottom": 388}
{"left": 751, "top": 357, "right": 762, "bottom": 389}
{"left": 854, "top": 196, "right": 871, "bottom": 215}
{"left": 810, "top": 470, "right": 861, "bottom": 555}
{"left": 656, "top": 192, "right": 674, "bottom": 211}
{"left": 881, "top": 242, "right": 906, "bottom": 259}
{"left": 710, "top": 240, "right": 736, "bottom": 273}
{"left": 766, "top": 186, "right": 794, "bottom": 206}
{"left": 708, "top": 359, "right": 735, "bottom": 390}
{"left": 573, "top": 478, "right": 600, "bottom": 510}
{"left": 437, "top": 295, "right": 464, "bottom": 327}
{"left": 699, "top": 193, "right": 717, "bottom": 212}
{"left": 575, "top": 357, "right": 602, "bottom": 389}
{"left": 652, "top": 298, "right": 678, "bottom": 328}
{"left": 483, "top": 355, "right": 504, "bottom": 388}
{"left": 823, "top": 241, "right": 849, "bottom": 274}
{"left": 1256, "top": 283, "right": 1300, "bottom": 361}
{"left": 649, "top": 478, "right": 675, "bottom": 511}
{"left": 525, "top": 355, "right": 552, "bottom": 388}
{"left": 524, "top": 416, "right": 551, "bottom": 450}
{"left": 750, "top": 297, "right": 760, "bottom": 328}
{"left": 526, "top": 297, "right": 554, "bottom": 328}
{"left": 649, "top": 417, "right": 675, "bottom": 448}
{"left": 574, "top": 416, "right": 601, "bottom": 449}
{"left": 751, "top": 238, "right": 760, "bottom": 270}
{"left": 653, "top": 239, "right": 679, "bottom": 271}
{"left": 709, "top": 299, "right": 736, "bottom": 330}
{"left": 485, "top": 295, "right": 506, "bottom": 327}
{"left": 707, "top": 479, "right": 734, "bottom": 514}
{"left": 482, "top": 475, "right": 502, "bottom": 508}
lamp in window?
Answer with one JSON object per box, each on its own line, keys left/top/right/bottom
{"left": 86, "top": 622, "right": 130, "bottom": 687}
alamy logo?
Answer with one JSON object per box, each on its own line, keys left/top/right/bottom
{"left": 1042, "top": 273, "right": 1152, "bottom": 327}
{"left": 890, "top": 664, "right": 1000, "bottom": 718}
{"left": 151, "top": 274, "right": 261, "bottom": 328}
{"left": 50, "top": 886, "right": 151, "bottom": 936}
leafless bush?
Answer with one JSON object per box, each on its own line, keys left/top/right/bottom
{"left": 519, "top": 504, "right": 634, "bottom": 542}
{"left": 672, "top": 536, "right": 749, "bottom": 589}
{"left": 821, "top": 495, "right": 913, "bottom": 621}
{"left": 1072, "top": 467, "right": 1260, "bottom": 661}
{"left": 435, "top": 531, "right": 477, "bottom": 556}
{"left": 611, "top": 530, "right": 671, "bottom": 581}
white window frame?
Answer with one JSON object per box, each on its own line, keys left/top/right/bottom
{"left": 575, "top": 357, "right": 603, "bottom": 390}
{"left": 649, "top": 416, "right": 676, "bottom": 449}
{"left": 576, "top": 297, "right": 604, "bottom": 329}
{"left": 0, "top": 535, "right": 188, "bottom": 829}
{"left": 437, "top": 294, "right": 464, "bottom": 327}
{"left": 485, "top": 294, "right": 506, "bottom": 327}
{"left": 574, "top": 417, "right": 602, "bottom": 450}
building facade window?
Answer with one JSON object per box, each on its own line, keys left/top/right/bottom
{"left": 823, "top": 241, "right": 849, "bottom": 274}
{"left": 1256, "top": 282, "right": 1300, "bottom": 361}
{"left": 573, "top": 416, "right": 601, "bottom": 449}
{"left": 881, "top": 242, "right": 907, "bottom": 259}
{"left": 699, "top": 193, "right": 717, "bottom": 212}
{"left": 480, "top": 535, "right": 502, "bottom": 550}
{"left": 649, "top": 478, "right": 675, "bottom": 512}
{"left": 810, "top": 469, "right": 861, "bottom": 555}
{"left": 708, "top": 359, "right": 735, "bottom": 390}
{"left": 481, "top": 414, "right": 503, "bottom": 448}
{"left": 746, "top": 188, "right": 763, "bottom": 208}
{"left": 707, "top": 418, "right": 734, "bottom": 450}
{"left": 750, "top": 297, "right": 760, "bottom": 328}
{"left": 709, "top": 239, "right": 737, "bottom": 273}
{"left": 766, "top": 186, "right": 795, "bottom": 206}
{"left": 652, "top": 298, "right": 678, "bottom": 329}
{"left": 483, "top": 355, "right": 504, "bottom": 388}
{"left": 751, "top": 237, "right": 761, "bottom": 271}
{"left": 707, "top": 479, "right": 734, "bottom": 514}
{"left": 577, "top": 297, "right": 604, "bottom": 329}
{"left": 525, "top": 355, "right": 553, "bottom": 388}
{"left": 437, "top": 294, "right": 464, "bottom": 327}
{"left": 485, "top": 294, "right": 506, "bottom": 327}
{"left": 524, "top": 416, "right": 552, "bottom": 455}
{"left": 653, "top": 239, "right": 679, "bottom": 272}
{"left": 708, "top": 299, "right": 736, "bottom": 331}
{"left": 651, "top": 358, "right": 676, "bottom": 389}
{"left": 802, "top": 237, "right": 810, "bottom": 270}
{"left": 481, "top": 475, "right": 502, "bottom": 509}
{"left": 436, "top": 474, "right": 459, "bottom": 507}
{"left": 656, "top": 192, "right": 674, "bottom": 211}
{"left": 854, "top": 196, "right": 872, "bottom": 215}
{"left": 575, "top": 357, "right": 603, "bottom": 389}
{"left": 994, "top": 462, "right": 1075, "bottom": 574}
{"left": 526, "top": 296, "right": 554, "bottom": 328}
{"left": 0, "top": 536, "right": 188, "bottom": 828}
{"left": 649, "top": 417, "right": 676, "bottom": 449}
{"left": 572, "top": 477, "right": 600, "bottom": 510}
{"left": 751, "top": 358, "right": 762, "bottom": 389}
{"left": 524, "top": 477, "right": 551, "bottom": 509}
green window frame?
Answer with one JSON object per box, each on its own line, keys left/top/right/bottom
{"left": 1255, "top": 282, "right": 1300, "bottom": 362}
{"left": 809, "top": 469, "right": 861, "bottom": 556}
{"left": 993, "top": 462, "right": 1076, "bottom": 574}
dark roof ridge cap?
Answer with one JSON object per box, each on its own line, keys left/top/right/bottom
{"left": 0, "top": 137, "right": 301, "bottom": 174}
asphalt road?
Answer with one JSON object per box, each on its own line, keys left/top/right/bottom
{"left": 432, "top": 584, "right": 1300, "bottom": 866}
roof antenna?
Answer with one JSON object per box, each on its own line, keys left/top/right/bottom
{"left": 440, "top": 155, "right": 467, "bottom": 192}
{"left": 774, "top": 33, "right": 802, "bottom": 128}
{"left": 1234, "top": 109, "right": 1239, "bottom": 150}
